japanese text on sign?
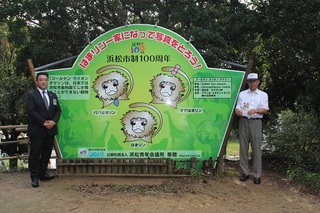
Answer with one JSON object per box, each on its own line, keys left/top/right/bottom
{"left": 105, "top": 54, "right": 171, "bottom": 63}
{"left": 178, "top": 108, "right": 203, "bottom": 113}
{"left": 78, "top": 29, "right": 202, "bottom": 69}
{"left": 49, "top": 75, "right": 90, "bottom": 100}
{"left": 193, "top": 77, "right": 232, "bottom": 98}
{"left": 78, "top": 149, "right": 201, "bottom": 159}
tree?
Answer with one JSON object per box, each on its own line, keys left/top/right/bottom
{"left": 2, "top": 0, "right": 318, "bottom": 117}
{"left": 0, "top": 23, "right": 32, "bottom": 162}
{"left": 217, "top": 0, "right": 263, "bottom": 66}
{"left": 0, "top": 0, "right": 253, "bottom": 70}
{"left": 0, "top": 23, "right": 31, "bottom": 127}
{"left": 253, "top": 0, "right": 320, "bottom": 115}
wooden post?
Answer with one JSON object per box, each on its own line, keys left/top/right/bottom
{"left": 27, "top": 59, "right": 62, "bottom": 159}
{"left": 124, "top": 158, "right": 130, "bottom": 174}
{"left": 27, "top": 59, "right": 37, "bottom": 86}
{"left": 217, "top": 59, "right": 254, "bottom": 173}
{"left": 117, "top": 158, "right": 123, "bottom": 174}
{"left": 145, "top": 159, "right": 149, "bottom": 174}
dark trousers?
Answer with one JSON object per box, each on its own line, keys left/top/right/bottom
{"left": 28, "top": 135, "right": 54, "bottom": 179}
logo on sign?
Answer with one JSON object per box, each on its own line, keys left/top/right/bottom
{"left": 131, "top": 42, "right": 145, "bottom": 54}
{"left": 79, "top": 148, "right": 88, "bottom": 157}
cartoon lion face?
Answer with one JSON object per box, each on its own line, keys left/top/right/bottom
{"left": 150, "top": 74, "right": 185, "bottom": 108}
{"left": 93, "top": 71, "right": 128, "bottom": 107}
{"left": 121, "top": 110, "right": 157, "bottom": 143}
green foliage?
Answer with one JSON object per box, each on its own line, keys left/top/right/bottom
{"left": 286, "top": 167, "right": 320, "bottom": 195}
{"left": 264, "top": 109, "right": 320, "bottom": 194}
{"left": 253, "top": 0, "right": 320, "bottom": 115}
{"left": 0, "top": 73, "right": 31, "bottom": 123}
{"left": 0, "top": 0, "right": 319, "bottom": 117}
{"left": 0, "top": 0, "right": 259, "bottom": 69}
{"left": 265, "top": 109, "right": 320, "bottom": 171}
{"left": 0, "top": 23, "right": 31, "bottom": 127}
{"left": 0, "top": 158, "right": 28, "bottom": 172}
{"left": 226, "top": 140, "right": 240, "bottom": 157}
{"left": 217, "top": 0, "right": 262, "bottom": 64}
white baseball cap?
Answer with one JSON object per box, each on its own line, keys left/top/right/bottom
{"left": 247, "top": 73, "right": 258, "bottom": 81}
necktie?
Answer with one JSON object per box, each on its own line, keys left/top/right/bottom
{"left": 42, "top": 91, "right": 49, "bottom": 110}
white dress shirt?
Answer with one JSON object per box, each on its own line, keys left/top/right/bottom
{"left": 236, "top": 88, "right": 269, "bottom": 119}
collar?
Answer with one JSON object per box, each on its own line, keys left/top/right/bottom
{"left": 37, "top": 87, "right": 47, "bottom": 93}
{"left": 246, "top": 88, "right": 259, "bottom": 94}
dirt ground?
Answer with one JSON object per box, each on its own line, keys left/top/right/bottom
{"left": 0, "top": 162, "right": 319, "bottom": 213}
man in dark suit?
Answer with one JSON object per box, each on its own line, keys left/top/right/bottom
{"left": 26, "top": 72, "right": 61, "bottom": 188}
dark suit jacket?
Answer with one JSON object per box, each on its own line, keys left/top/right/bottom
{"left": 26, "top": 88, "right": 61, "bottom": 137}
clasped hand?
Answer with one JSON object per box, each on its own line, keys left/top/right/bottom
{"left": 43, "top": 120, "right": 56, "bottom": 129}
{"left": 236, "top": 109, "right": 259, "bottom": 117}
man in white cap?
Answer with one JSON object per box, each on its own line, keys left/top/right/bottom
{"left": 235, "top": 73, "right": 269, "bottom": 184}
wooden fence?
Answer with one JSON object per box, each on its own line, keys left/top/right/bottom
{"left": 1, "top": 125, "right": 216, "bottom": 176}
{"left": 0, "top": 125, "right": 29, "bottom": 161}
{"left": 56, "top": 157, "right": 203, "bottom": 177}
{"left": 57, "top": 158, "right": 174, "bottom": 176}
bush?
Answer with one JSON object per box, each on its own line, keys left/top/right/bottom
{"left": 286, "top": 167, "right": 320, "bottom": 195}
{"left": 264, "top": 109, "right": 320, "bottom": 171}
{"left": 263, "top": 109, "right": 320, "bottom": 194}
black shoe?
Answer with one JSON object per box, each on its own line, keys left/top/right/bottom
{"left": 240, "top": 174, "right": 249, "bottom": 181}
{"left": 39, "top": 173, "right": 55, "bottom": 181}
{"left": 254, "top": 177, "right": 261, "bottom": 184}
{"left": 31, "top": 178, "right": 39, "bottom": 188}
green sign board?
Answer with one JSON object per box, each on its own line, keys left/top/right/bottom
{"left": 46, "top": 24, "right": 244, "bottom": 166}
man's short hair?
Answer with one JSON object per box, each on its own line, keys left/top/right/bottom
{"left": 36, "top": 72, "right": 49, "bottom": 80}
